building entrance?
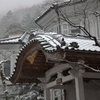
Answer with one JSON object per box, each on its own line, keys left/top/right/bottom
{"left": 50, "top": 89, "right": 65, "bottom": 100}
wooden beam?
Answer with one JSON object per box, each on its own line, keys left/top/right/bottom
{"left": 24, "top": 63, "right": 52, "bottom": 67}
{"left": 45, "top": 63, "right": 72, "bottom": 82}
{"left": 83, "top": 72, "right": 100, "bottom": 79}
{"left": 23, "top": 66, "right": 48, "bottom": 70}
{"left": 46, "top": 75, "right": 74, "bottom": 88}
{"left": 21, "top": 70, "right": 45, "bottom": 78}
{"left": 18, "top": 78, "right": 40, "bottom": 83}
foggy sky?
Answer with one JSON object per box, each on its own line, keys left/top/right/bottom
{"left": 0, "top": 0, "right": 45, "bottom": 14}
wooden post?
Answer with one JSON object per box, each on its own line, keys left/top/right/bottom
{"left": 75, "top": 76, "right": 85, "bottom": 100}
{"left": 44, "top": 88, "right": 50, "bottom": 100}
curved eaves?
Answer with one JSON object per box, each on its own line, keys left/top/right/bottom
{"left": 9, "top": 36, "right": 61, "bottom": 84}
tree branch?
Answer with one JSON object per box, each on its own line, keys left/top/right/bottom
{"left": 56, "top": 8, "right": 100, "bottom": 47}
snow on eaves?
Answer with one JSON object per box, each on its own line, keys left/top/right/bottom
{"left": 0, "top": 37, "right": 21, "bottom": 44}
{"left": 0, "top": 32, "right": 28, "bottom": 44}
{"left": 8, "top": 32, "right": 100, "bottom": 81}
{"left": 0, "top": 30, "right": 100, "bottom": 53}
{"left": 37, "top": 34, "right": 61, "bottom": 47}
{"left": 35, "top": 33, "right": 100, "bottom": 52}
{"left": 64, "top": 37, "right": 100, "bottom": 52}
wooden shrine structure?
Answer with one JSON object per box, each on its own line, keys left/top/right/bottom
{"left": 8, "top": 32, "right": 100, "bottom": 100}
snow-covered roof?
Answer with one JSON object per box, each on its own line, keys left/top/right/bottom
{"left": 0, "top": 37, "right": 21, "bottom": 44}
{"left": 9, "top": 32, "right": 100, "bottom": 83}
{"left": 64, "top": 37, "right": 100, "bottom": 52}
{"left": 30, "top": 32, "right": 100, "bottom": 53}
{"left": 0, "top": 32, "right": 29, "bottom": 44}
{"left": 35, "top": 0, "right": 86, "bottom": 27}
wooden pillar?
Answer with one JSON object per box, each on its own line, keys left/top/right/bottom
{"left": 44, "top": 88, "right": 50, "bottom": 100}
{"left": 96, "top": 16, "right": 100, "bottom": 39}
{"left": 75, "top": 76, "right": 85, "bottom": 100}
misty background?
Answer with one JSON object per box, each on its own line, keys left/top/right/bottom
{"left": 0, "top": 0, "right": 66, "bottom": 39}
{"left": 0, "top": 0, "right": 45, "bottom": 14}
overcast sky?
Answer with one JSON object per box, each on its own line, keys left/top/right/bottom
{"left": 0, "top": 0, "right": 45, "bottom": 15}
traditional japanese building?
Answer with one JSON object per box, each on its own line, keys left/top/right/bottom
{"left": 0, "top": 0, "right": 100, "bottom": 100}
{"left": 35, "top": 0, "right": 100, "bottom": 39}
{"left": 0, "top": 32, "right": 31, "bottom": 99}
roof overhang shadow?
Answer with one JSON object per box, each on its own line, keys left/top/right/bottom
{"left": 9, "top": 40, "right": 55, "bottom": 84}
